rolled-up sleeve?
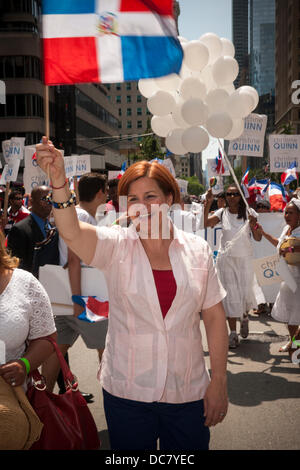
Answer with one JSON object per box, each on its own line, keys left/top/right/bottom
{"left": 202, "top": 249, "right": 227, "bottom": 310}
{"left": 88, "top": 225, "right": 122, "bottom": 271}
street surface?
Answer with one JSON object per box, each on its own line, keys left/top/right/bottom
{"left": 67, "top": 311, "right": 300, "bottom": 451}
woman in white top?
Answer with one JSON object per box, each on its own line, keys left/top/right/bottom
{"left": 204, "top": 185, "right": 262, "bottom": 349}
{"left": 257, "top": 199, "right": 300, "bottom": 353}
{"left": 35, "top": 137, "right": 229, "bottom": 451}
{"left": 0, "top": 231, "right": 56, "bottom": 388}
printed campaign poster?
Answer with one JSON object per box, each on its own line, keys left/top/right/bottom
{"left": 64, "top": 155, "right": 91, "bottom": 178}
{"left": 2, "top": 137, "right": 25, "bottom": 162}
{"left": 0, "top": 159, "right": 20, "bottom": 185}
{"left": 176, "top": 178, "right": 188, "bottom": 195}
{"left": 269, "top": 134, "right": 300, "bottom": 172}
{"left": 228, "top": 114, "right": 267, "bottom": 157}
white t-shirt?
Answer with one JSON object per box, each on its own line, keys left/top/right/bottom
{"left": 0, "top": 269, "right": 56, "bottom": 363}
{"left": 59, "top": 207, "right": 96, "bottom": 267}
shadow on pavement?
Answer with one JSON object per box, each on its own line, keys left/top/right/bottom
{"left": 98, "top": 429, "right": 111, "bottom": 450}
{"left": 227, "top": 369, "right": 300, "bottom": 407}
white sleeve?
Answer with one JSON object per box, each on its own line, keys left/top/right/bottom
{"left": 27, "top": 275, "right": 56, "bottom": 340}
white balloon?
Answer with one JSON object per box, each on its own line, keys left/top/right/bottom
{"left": 181, "top": 98, "right": 209, "bottom": 126}
{"left": 178, "top": 35, "right": 188, "bottom": 44}
{"left": 182, "top": 126, "right": 209, "bottom": 153}
{"left": 220, "top": 37, "right": 235, "bottom": 57}
{"left": 151, "top": 114, "right": 176, "bottom": 137}
{"left": 226, "top": 89, "right": 254, "bottom": 119}
{"left": 171, "top": 99, "right": 190, "bottom": 128}
{"left": 179, "top": 77, "right": 207, "bottom": 100}
{"left": 206, "top": 112, "right": 233, "bottom": 138}
{"left": 212, "top": 56, "right": 239, "bottom": 86}
{"left": 221, "top": 83, "right": 236, "bottom": 95}
{"left": 199, "top": 33, "right": 222, "bottom": 65}
{"left": 224, "top": 118, "right": 245, "bottom": 140}
{"left": 166, "top": 128, "right": 187, "bottom": 155}
{"left": 199, "top": 66, "right": 218, "bottom": 92}
{"left": 138, "top": 79, "right": 158, "bottom": 98}
{"left": 205, "top": 89, "right": 229, "bottom": 114}
{"left": 183, "top": 40, "right": 210, "bottom": 72}
{"left": 147, "top": 90, "right": 176, "bottom": 116}
{"left": 238, "top": 85, "right": 259, "bottom": 110}
{"left": 154, "top": 73, "right": 181, "bottom": 92}
{"left": 179, "top": 63, "right": 192, "bottom": 80}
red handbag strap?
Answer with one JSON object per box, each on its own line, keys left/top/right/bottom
{"left": 30, "top": 336, "right": 75, "bottom": 387}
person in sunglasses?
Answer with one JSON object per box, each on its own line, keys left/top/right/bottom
{"left": 204, "top": 185, "right": 262, "bottom": 349}
{"left": 4, "top": 189, "right": 30, "bottom": 236}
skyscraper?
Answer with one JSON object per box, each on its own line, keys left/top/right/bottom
{"left": 232, "top": 0, "right": 249, "bottom": 87}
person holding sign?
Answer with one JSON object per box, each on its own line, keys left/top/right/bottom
{"left": 36, "top": 137, "right": 228, "bottom": 451}
{"left": 204, "top": 185, "right": 262, "bottom": 349}
{"left": 256, "top": 199, "right": 300, "bottom": 353}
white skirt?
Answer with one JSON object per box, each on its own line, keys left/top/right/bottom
{"left": 216, "top": 253, "right": 257, "bottom": 319}
{"left": 271, "top": 265, "right": 300, "bottom": 325}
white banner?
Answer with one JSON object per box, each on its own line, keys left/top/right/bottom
{"left": 228, "top": 114, "right": 267, "bottom": 157}
{"left": 162, "top": 158, "right": 176, "bottom": 177}
{"left": 0, "top": 159, "right": 20, "bottom": 184}
{"left": 64, "top": 154, "right": 91, "bottom": 178}
{"left": 2, "top": 137, "right": 25, "bottom": 162}
{"left": 269, "top": 134, "right": 300, "bottom": 172}
{"left": 206, "top": 157, "right": 230, "bottom": 177}
{"left": 176, "top": 178, "right": 188, "bottom": 195}
{"left": 252, "top": 254, "right": 282, "bottom": 287}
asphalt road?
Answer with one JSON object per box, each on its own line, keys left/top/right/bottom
{"left": 67, "top": 311, "right": 300, "bottom": 451}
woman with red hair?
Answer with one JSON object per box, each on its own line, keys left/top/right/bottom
{"left": 36, "top": 138, "right": 229, "bottom": 451}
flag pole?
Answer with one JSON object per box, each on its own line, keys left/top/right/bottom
{"left": 218, "top": 139, "right": 250, "bottom": 211}
{"left": 45, "top": 85, "right": 50, "bottom": 138}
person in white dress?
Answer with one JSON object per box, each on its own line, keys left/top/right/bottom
{"left": 257, "top": 198, "right": 300, "bottom": 353}
{"left": 0, "top": 231, "right": 56, "bottom": 389}
{"left": 204, "top": 185, "right": 262, "bottom": 348}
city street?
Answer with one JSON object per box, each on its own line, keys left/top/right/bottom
{"left": 67, "top": 310, "right": 300, "bottom": 451}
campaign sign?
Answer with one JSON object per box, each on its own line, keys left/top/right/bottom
{"left": 2, "top": 137, "right": 25, "bottom": 162}
{"left": 269, "top": 134, "right": 300, "bottom": 172}
{"left": 176, "top": 178, "right": 188, "bottom": 195}
{"left": 0, "top": 159, "right": 20, "bottom": 184}
{"left": 252, "top": 254, "right": 282, "bottom": 287}
{"left": 64, "top": 155, "right": 91, "bottom": 178}
{"left": 228, "top": 114, "right": 267, "bottom": 157}
{"left": 23, "top": 146, "right": 50, "bottom": 193}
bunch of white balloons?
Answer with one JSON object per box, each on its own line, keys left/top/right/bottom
{"left": 138, "top": 33, "right": 259, "bottom": 155}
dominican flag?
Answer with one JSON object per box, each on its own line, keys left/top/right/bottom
{"left": 269, "top": 182, "right": 287, "bottom": 212}
{"left": 281, "top": 161, "right": 298, "bottom": 186}
{"left": 42, "top": 0, "right": 183, "bottom": 85}
{"left": 117, "top": 160, "right": 127, "bottom": 179}
{"left": 72, "top": 295, "right": 109, "bottom": 322}
{"left": 241, "top": 167, "right": 250, "bottom": 186}
{"left": 215, "top": 150, "right": 225, "bottom": 175}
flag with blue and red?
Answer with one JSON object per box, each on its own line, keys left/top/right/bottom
{"left": 42, "top": 0, "right": 183, "bottom": 85}
{"left": 215, "top": 150, "right": 225, "bottom": 175}
{"left": 72, "top": 295, "right": 109, "bottom": 323}
{"left": 281, "top": 161, "right": 298, "bottom": 186}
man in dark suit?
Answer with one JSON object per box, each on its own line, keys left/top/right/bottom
{"left": 7, "top": 185, "right": 58, "bottom": 274}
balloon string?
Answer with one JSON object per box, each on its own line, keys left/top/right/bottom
{"left": 217, "top": 139, "right": 250, "bottom": 213}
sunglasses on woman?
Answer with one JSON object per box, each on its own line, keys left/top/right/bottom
{"left": 226, "top": 192, "right": 240, "bottom": 197}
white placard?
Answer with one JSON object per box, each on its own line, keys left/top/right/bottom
{"left": 2, "top": 137, "right": 25, "bottom": 162}
{"left": 228, "top": 114, "right": 267, "bottom": 157}
{"left": 0, "top": 159, "right": 20, "bottom": 184}
{"left": 64, "top": 154, "right": 91, "bottom": 178}
{"left": 108, "top": 171, "right": 121, "bottom": 180}
{"left": 162, "top": 158, "right": 176, "bottom": 177}
{"left": 176, "top": 178, "right": 188, "bottom": 195}
{"left": 252, "top": 254, "right": 282, "bottom": 287}
{"left": 39, "top": 265, "right": 108, "bottom": 316}
{"left": 0, "top": 340, "right": 6, "bottom": 365}
{"left": 269, "top": 134, "right": 300, "bottom": 172}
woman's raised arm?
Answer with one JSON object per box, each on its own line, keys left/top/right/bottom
{"left": 36, "top": 137, "right": 97, "bottom": 265}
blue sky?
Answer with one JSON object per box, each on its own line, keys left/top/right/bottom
{"left": 177, "top": 0, "right": 232, "bottom": 41}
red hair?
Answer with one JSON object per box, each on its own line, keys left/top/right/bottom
{"left": 118, "top": 161, "right": 180, "bottom": 204}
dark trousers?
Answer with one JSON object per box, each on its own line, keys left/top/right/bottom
{"left": 103, "top": 389, "right": 210, "bottom": 451}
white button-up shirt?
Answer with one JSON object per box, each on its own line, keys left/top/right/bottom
{"left": 90, "top": 223, "right": 226, "bottom": 404}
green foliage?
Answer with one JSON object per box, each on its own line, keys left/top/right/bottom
{"left": 139, "top": 119, "right": 164, "bottom": 161}
{"left": 181, "top": 175, "right": 205, "bottom": 196}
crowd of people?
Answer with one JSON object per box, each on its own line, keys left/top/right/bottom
{"left": 0, "top": 137, "right": 299, "bottom": 450}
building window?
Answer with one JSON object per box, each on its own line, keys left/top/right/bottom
{"left": 126, "top": 95, "right": 131, "bottom": 103}
{"left": 126, "top": 82, "right": 131, "bottom": 90}
{"left": 137, "top": 120, "right": 142, "bottom": 128}
{"left": 118, "top": 108, "right": 122, "bottom": 116}
{"left": 0, "top": 56, "right": 41, "bottom": 80}
{"left": 126, "top": 108, "right": 132, "bottom": 116}
{"left": 116, "top": 95, "right": 121, "bottom": 103}
{"left": 0, "top": 94, "right": 44, "bottom": 117}
{"left": 127, "top": 121, "right": 132, "bottom": 129}
{"left": 137, "top": 95, "right": 142, "bottom": 102}
{"left": 137, "top": 107, "right": 142, "bottom": 115}
{"left": 116, "top": 83, "right": 121, "bottom": 90}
